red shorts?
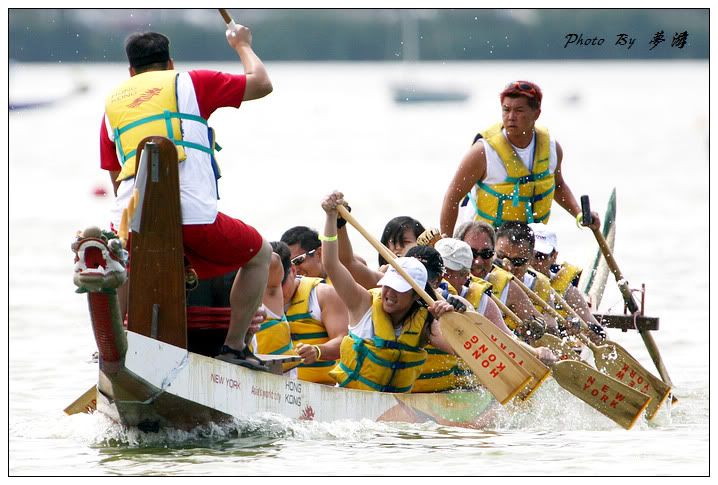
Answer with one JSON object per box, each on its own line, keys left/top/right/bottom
{"left": 182, "top": 212, "right": 263, "bottom": 279}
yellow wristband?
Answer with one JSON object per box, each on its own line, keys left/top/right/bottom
{"left": 319, "top": 234, "right": 338, "bottom": 242}
{"left": 313, "top": 345, "right": 322, "bottom": 361}
{"left": 575, "top": 213, "right": 583, "bottom": 228}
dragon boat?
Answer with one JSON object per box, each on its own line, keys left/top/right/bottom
{"left": 68, "top": 136, "right": 662, "bottom": 432}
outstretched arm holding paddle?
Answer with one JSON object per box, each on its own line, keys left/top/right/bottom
{"left": 220, "top": 9, "right": 272, "bottom": 100}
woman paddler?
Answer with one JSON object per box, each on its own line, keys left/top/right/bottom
{"left": 320, "top": 191, "right": 457, "bottom": 393}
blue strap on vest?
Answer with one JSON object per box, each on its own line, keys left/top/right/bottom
{"left": 336, "top": 333, "right": 424, "bottom": 393}
{"left": 115, "top": 111, "right": 213, "bottom": 164}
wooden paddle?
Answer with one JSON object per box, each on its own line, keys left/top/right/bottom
{"left": 336, "top": 205, "right": 532, "bottom": 405}
{"left": 219, "top": 9, "right": 235, "bottom": 27}
{"left": 489, "top": 290, "right": 649, "bottom": 428}
{"left": 64, "top": 385, "right": 97, "bottom": 415}
{"left": 549, "top": 284, "right": 671, "bottom": 420}
{"left": 580, "top": 195, "right": 677, "bottom": 404}
{"left": 514, "top": 268, "right": 652, "bottom": 429}
{"left": 461, "top": 310, "right": 551, "bottom": 400}
{"left": 490, "top": 293, "right": 580, "bottom": 361}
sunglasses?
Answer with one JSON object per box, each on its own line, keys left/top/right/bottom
{"left": 291, "top": 249, "right": 317, "bottom": 266}
{"left": 533, "top": 251, "right": 550, "bottom": 261}
{"left": 471, "top": 248, "right": 495, "bottom": 261}
{"left": 506, "top": 81, "right": 537, "bottom": 98}
{"left": 496, "top": 253, "right": 529, "bottom": 267}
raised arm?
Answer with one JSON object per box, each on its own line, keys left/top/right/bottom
{"left": 337, "top": 224, "right": 384, "bottom": 290}
{"left": 439, "top": 142, "right": 487, "bottom": 237}
{"left": 320, "top": 191, "right": 372, "bottom": 323}
{"left": 225, "top": 22, "right": 273, "bottom": 100}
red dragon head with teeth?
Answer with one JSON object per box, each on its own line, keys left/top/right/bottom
{"left": 72, "top": 226, "right": 128, "bottom": 292}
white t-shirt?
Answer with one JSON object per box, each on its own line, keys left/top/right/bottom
{"left": 105, "top": 72, "right": 234, "bottom": 228}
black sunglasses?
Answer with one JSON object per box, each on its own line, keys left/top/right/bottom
{"left": 291, "top": 249, "right": 317, "bottom": 266}
{"left": 471, "top": 248, "right": 495, "bottom": 261}
{"left": 497, "top": 253, "right": 529, "bottom": 267}
{"left": 534, "top": 251, "right": 550, "bottom": 261}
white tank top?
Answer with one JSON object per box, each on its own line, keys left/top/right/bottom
{"left": 480, "top": 129, "right": 558, "bottom": 184}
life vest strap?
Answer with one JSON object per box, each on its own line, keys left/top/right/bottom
{"left": 298, "top": 360, "right": 337, "bottom": 369}
{"left": 291, "top": 331, "right": 329, "bottom": 341}
{"left": 116, "top": 111, "right": 210, "bottom": 164}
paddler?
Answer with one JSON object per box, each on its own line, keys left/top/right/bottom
{"left": 320, "top": 191, "right": 457, "bottom": 393}
{"left": 99, "top": 27, "right": 273, "bottom": 370}
{"left": 256, "top": 240, "right": 350, "bottom": 385}
{"left": 439, "top": 80, "right": 601, "bottom": 235}
{"left": 409, "top": 237, "right": 555, "bottom": 393}
{"left": 494, "top": 222, "right": 604, "bottom": 343}
{"left": 528, "top": 224, "right": 606, "bottom": 343}
{"left": 280, "top": 226, "right": 329, "bottom": 281}
{"left": 455, "top": 220, "right": 559, "bottom": 340}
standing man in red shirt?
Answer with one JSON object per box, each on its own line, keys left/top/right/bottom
{"left": 99, "top": 23, "right": 273, "bottom": 370}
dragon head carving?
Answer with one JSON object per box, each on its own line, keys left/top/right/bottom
{"left": 72, "top": 226, "right": 128, "bottom": 292}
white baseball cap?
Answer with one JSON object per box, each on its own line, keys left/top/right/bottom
{"left": 377, "top": 257, "right": 428, "bottom": 293}
{"left": 434, "top": 238, "right": 473, "bottom": 271}
{"left": 530, "top": 223, "right": 558, "bottom": 255}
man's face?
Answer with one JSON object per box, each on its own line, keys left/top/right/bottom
{"left": 531, "top": 250, "right": 557, "bottom": 277}
{"left": 287, "top": 243, "right": 325, "bottom": 278}
{"left": 495, "top": 236, "right": 532, "bottom": 279}
{"left": 501, "top": 96, "right": 540, "bottom": 140}
{"left": 462, "top": 229, "right": 495, "bottom": 279}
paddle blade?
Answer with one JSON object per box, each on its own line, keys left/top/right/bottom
{"left": 441, "top": 313, "right": 533, "bottom": 405}
{"left": 64, "top": 385, "right": 97, "bottom": 415}
{"left": 551, "top": 360, "right": 651, "bottom": 430}
{"left": 591, "top": 341, "right": 672, "bottom": 420}
{"left": 536, "top": 334, "right": 583, "bottom": 361}
{"left": 463, "top": 311, "right": 550, "bottom": 399}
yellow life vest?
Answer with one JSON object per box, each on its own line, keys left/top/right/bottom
{"left": 250, "top": 313, "right": 300, "bottom": 372}
{"left": 472, "top": 122, "right": 555, "bottom": 227}
{"left": 286, "top": 277, "right": 336, "bottom": 385}
{"left": 411, "top": 279, "right": 483, "bottom": 393}
{"left": 486, "top": 267, "right": 521, "bottom": 330}
{"left": 551, "top": 262, "right": 583, "bottom": 297}
{"left": 549, "top": 262, "right": 583, "bottom": 319}
{"left": 105, "top": 70, "right": 216, "bottom": 182}
{"left": 527, "top": 270, "right": 553, "bottom": 310}
{"left": 329, "top": 288, "right": 428, "bottom": 393}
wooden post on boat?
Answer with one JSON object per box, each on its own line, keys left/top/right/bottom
{"left": 127, "top": 136, "right": 187, "bottom": 349}
{"left": 579, "top": 196, "right": 675, "bottom": 398}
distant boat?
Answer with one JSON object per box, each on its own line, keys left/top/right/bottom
{"left": 9, "top": 60, "right": 89, "bottom": 111}
{"left": 9, "top": 82, "right": 88, "bottom": 111}
{"left": 392, "top": 11, "right": 470, "bottom": 105}
{"left": 392, "top": 84, "right": 470, "bottom": 104}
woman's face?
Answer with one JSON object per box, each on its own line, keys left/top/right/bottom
{"left": 387, "top": 228, "right": 418, "bottom": 258}
{"left": 381, "top": 285, "right": 415, "bottom": 315}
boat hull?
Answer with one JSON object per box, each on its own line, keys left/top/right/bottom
{"left": 97, "top": 331, "right": 499, "bottom": 431}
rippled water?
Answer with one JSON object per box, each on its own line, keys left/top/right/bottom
{"left": 8, "top": 60, "right": 709, "bottom": 476}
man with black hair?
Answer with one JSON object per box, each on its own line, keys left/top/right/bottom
{"left": 280, "top": 226, "right": 328, "bottom": 280}
{"left": 100, "top": 24, "right": 273, "bottom": 370}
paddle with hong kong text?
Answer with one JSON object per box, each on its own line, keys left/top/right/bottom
{"left": 336, "top": 205, "right": 533, "bottom": 405}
